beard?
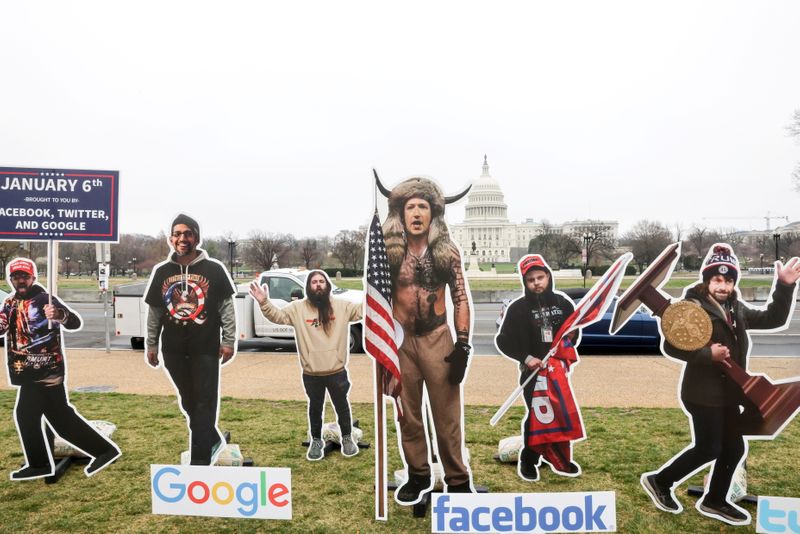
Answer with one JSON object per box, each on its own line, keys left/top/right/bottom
{"left": 308, "top": 288, "right": 330, "bottom": 307}
{"left": 308, "top": 288, "right": 332, "bottom": 333}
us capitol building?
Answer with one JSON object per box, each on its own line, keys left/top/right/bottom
{"left": 449, "top": 156, "right": 619, "bottom": 264}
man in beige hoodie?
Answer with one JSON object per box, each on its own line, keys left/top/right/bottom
{"left": 249, "top": 270, "right": 362, "bottom": 461}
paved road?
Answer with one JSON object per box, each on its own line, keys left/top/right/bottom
{"left": 62, "top": 301, "right": 800, "bottom": 357}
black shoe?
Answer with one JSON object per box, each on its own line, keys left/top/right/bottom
{"left": 446, "top": 481, "right": 473, "bottom": 493}
{"left": 86, "top": 448, "right": 121, "bottom": 476}
{"left": 519, "top": 448, "right": 540, "bottom": 481}
{"left": 559, "top": 461, "right": 581, "bottom": 475}
{"left": 395, "top": 473, "right": 432, "bottom": 504}
{"left": 641, "top": 473, "right": 680, "bottom": 513}
{"left": 10, "top": 465, "right": 52, "bottom": 480}
{"left": 698, "top": 498, "right": 750, "bottom": 525}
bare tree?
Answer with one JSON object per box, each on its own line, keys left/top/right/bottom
{"left": 299, "top": 238, "right": 319, "bottom": 268}
{"left": 567, "top": 222, "right": 617, "bottom": 268}
{"left": 622, "top": 220, "right": 673, "bottom": 272}
{"left": 245, "top": 231, "right": 293, "bottom": 270}
{"left": 331, "top": 228, "right": 366, "bottom": 271}
{"left": 686, "top": 226, "right": 712, "bottom": 257}
{"left": 0, "top": 241, "right": 22, "bottom": 274}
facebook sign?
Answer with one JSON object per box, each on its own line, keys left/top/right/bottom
{"left": 432, "top": 492, "right": 616, "bottom": 533}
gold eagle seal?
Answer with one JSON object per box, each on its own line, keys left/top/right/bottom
{"left": 661, "top": 300, "right": 712, "bottom": 351}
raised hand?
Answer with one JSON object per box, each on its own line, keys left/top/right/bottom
{"left": 248, "top": 281, "right": 269, "bottom": 305}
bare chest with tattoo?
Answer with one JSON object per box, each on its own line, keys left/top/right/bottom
{"left": 393, "top": 251, "right": 447, "bottom": 335}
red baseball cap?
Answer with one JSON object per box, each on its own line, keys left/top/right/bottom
{"left": 518, "top": 254, "right": 549, "bottom": 277}
{"left": 8, "top": 258, "right": 36, "bottom": 277}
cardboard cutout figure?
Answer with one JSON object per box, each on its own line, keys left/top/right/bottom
{"left": 249, "top": 269, "right": 363, "bottom": 461}
{"left": 633, "top": 244, "right": 800, "bottom": 526}
{"left": 376, "top": 174, "right": 475, "bottom": 506}
{"left": 494, "top": 254, "right": 585, "bottom": 481}
{"left": 144, "top": 213, "right": 237, "bottom": 465}
{"left": 1, "top": 258, "right": 121, "bottom": 479}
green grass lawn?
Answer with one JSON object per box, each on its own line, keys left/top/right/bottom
{"left": 0, "top": 391, "right": 795, "bottom": 532}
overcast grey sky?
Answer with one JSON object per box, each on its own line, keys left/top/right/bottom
{"left": 2, "top": 1, "right": 799, "bottom": 240}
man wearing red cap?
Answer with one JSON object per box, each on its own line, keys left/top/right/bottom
{"left": 641, "top": 244, "right": 800, "bottom": 525}
{"left": 495, "top": 254, "right": 583, "bottom": 481}
{"left": 0, "top": 258, "right": 120, "bottom": 479}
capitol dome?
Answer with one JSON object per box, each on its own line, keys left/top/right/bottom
{"left": 464, "top": 155, "right": 509, "bottom": 222}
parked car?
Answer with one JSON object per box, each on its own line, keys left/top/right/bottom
{"left": 114, "top": 269, "right": 366, "bottom": 353}
{"left": 496, "top": 287, "right": 661, "bottom": 351}
{"left": 244, "top": 269, "right": 365, "bottom": 353}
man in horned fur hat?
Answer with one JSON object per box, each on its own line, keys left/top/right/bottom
{"left": 380, "top": 175, "right": 474, "bottom": 504}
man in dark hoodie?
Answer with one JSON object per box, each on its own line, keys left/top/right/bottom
{"left": 641, "top": 244, "right": 800, "bottom": 526}
{"left": 145, "top": 214, "right": 237, "bottom": 465}
{"left": 1, "top": 258, "right": 120, "bottom": 479}
{"left": 495, "top": 254, "right": 583, "bottom": 481}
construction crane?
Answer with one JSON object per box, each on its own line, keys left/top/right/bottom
{"left": 701, "top": 211, "right": 789, "bottom": 231}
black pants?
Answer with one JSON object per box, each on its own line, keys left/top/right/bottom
{"left": 15, "top": 383, "right": 115, "bottom": 468}
{"left": 302, "top": 370, "right": 352, "bottom": 439}
{"left": 163, "top": 351, "right": 223, "bottom": 465}
{"left": 656, "top": 401, "right": 753, "bottom": 503}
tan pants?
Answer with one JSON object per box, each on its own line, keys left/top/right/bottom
{"left": 398, "top": 324, "right": 470, "bottom": 486}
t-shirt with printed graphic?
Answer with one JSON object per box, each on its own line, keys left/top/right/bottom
{"left": 0, "top": 284, "right": 81, "bottom": 386}
{"left": 145, "top": 252, "right": 235, "bottom": 354}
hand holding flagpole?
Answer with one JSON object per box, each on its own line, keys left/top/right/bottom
{"left": 490, "top": 252, "right": 632, "bottom": 426}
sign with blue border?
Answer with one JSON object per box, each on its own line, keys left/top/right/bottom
{"left": 0, "top": 166, "right": 119, "bottom": 242}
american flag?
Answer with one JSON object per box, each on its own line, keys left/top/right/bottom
{"left": 364, "top": 213, "right": 402, "bottom": 412}
{"left": 552, "top": 252, "right": 633, "bottom": 345}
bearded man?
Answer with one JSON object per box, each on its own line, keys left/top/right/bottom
{"left": 379, "top": 175, "right": 473, "bottom": 504}
{"left": 1, "top": 258, "right": 121, "bottom": 479}
{"left": 641, "top": 244, "right": 800, "bottom": 526}
{"left": 145, "top": 213, "right": 237, "bottom": 465}
{"left": 250, "top": 270, "right": 363, "bottom": 461}
{"left": 495, "top": 254, "right": 583, "bottom": 481}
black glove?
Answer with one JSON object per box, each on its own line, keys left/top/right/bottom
{"left": 444, "top": 341, "right": 471, "bottom": 384}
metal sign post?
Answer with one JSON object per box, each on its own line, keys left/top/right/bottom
{"left": 98, "top": 261, "right": 111, "bottom": 353}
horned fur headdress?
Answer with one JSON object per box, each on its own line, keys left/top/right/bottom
{"left": 375, "top": 170, "right": 470, "bottom": 280}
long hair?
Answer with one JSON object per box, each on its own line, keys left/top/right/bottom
{"left": 305, "top": 270, "right": 333, "bottom": 333}
{"left": 382, "top": 177, "right": 454, "bottom": 282}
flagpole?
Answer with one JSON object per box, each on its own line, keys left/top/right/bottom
{"left": 375, "top": 364, "right": 387, "bottom": 520}
{"left": 489, "top": 346, "right": 556, "bottom": 426}
{"left": 371, "top": 175, "right": 388, "bottom": 520}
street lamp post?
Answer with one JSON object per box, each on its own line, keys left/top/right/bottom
{"left": 78, "top": 259, "right": 83, "bottom": 277}
{"left": 582, "top": 232, "right": 596, "bottom": 288}
{"left": 773, "top": 233, "right": 781, "bottom": 262}
{"left": 132, "top": 257, "right": 138, "bottom": 276}
{"left": 65, "top": 256, "right": 71, "bottom": 278}
{"left": 228, "top": 239, "right": 236, "bottom": 276}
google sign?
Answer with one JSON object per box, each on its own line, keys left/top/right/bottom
{"left": 151, "top": 465, "right": 292, "bottom": 520}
